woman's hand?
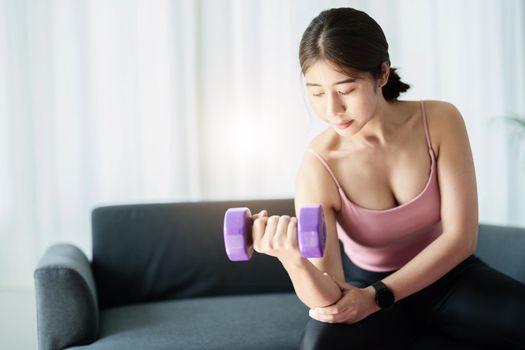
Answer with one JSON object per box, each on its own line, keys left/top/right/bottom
{"left": 308, "top": 273, "right": 380, "bottom": 324}
{"left": 251, "top": 210, "right": 303, "bottom": 262}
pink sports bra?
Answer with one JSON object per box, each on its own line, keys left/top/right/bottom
{"left": 307, "top": 100, "right": 442, "bottom": 272}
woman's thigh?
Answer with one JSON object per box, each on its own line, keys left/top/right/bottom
{"left": 427, "top": 257, "right": 525, "bottom": 349}
{"left": 298, "top": 302, "right": 419, "bottom": 350}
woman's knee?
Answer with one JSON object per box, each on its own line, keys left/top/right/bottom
{"left": 298, "top": 319, "right": 357, "bottom": 350}
{"left": 298, "top": 311, "right": 416, "bottom": 350}
{"left": 495, "top": 283, "right": 525, "bottom": 347}
{"left": 434, "top": 263, "right": 525, "bottom": 348}
{"left": 298, "top": 319, "right": 330, "bottom": 350}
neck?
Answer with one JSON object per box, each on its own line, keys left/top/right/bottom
{"left": 351, "top": 98, "right": 408, "bottom": 149}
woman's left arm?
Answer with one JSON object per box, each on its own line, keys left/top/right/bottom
{"left": 371, "top": 102, "right": 479, "bottom": 303}
{"left": 309, "top": 102, "right": 479, "bottom": 323}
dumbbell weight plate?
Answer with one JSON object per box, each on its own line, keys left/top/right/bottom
{"left": 298, "top": 204, "right": 326, "bottom": 258}
{"left": 223, "top": 207, "right": 253, "bottom": 261}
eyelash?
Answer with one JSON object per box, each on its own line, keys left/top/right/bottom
{"left": 312, "top": 91, "right": 351, "bottom": 97}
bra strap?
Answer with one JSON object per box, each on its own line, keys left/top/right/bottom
{"left": 420, "top": 100, "right": 433, "bottom": 152}
{"left": 306, "top": 149, "right": 342, "bottom": 189}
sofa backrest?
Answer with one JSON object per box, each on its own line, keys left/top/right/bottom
{"left": 91, "top": 198, "right": 297, "bottom": 309}
{"left": 92, "top": 197, "right": 525, "bottom": 310}
{"left": 475, "top": 223, "right": 525, "bottom": 284}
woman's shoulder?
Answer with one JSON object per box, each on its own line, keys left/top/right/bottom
{"left": 301, "top": 132, "right": 333, "bottom": 176}
{"left": 423, "top": 99, "right": 459, "bottom": 116}
{"left": 296, "top": 160, "right": 340, "bottom": 213}
{"left": 422, "top": 99, "right": 464, "bottom": 157}
{"left": 422, "top": 99, "right": 461, "bottom": 120}
{"left": 295, "top": 124, "right": 330, "bottom": 170}
{"left": 296, "top": 133, "right": 341, "bottom": 209}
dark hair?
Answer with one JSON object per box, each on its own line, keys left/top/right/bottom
{"left": 299, "top": 7, "right": 410, "bottom": 100}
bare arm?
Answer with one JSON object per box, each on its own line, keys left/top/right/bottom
{"left": 276, "top": 149, "right": 346, "bottom": 309}
{"left": 382, "top": 232, "right": 474, "bottom": 303}
{"left": 279, "top": 256, "right": 343, "bottom": 309}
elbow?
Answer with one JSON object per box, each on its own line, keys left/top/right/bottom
{"left": 307, "top": 289, "right": 343, "bottom": 309}
{"left": 324, "top": 290, "right": 344, "bottom": 308}
{"left": 328, "top": 283, "right": 345, "bottom": 306}
{"left": 468, "top": 235, "right": 478, "bottom": 255}
{"left": 445, "top": 230, "right": 477, "bottom": 257}
{"left": 467, "top": 228, "right": 479, "bottom": 255}
{"left": 315, "top": 295, "right": 342, "bottom": 309}
{"left": 461, "top": 231, "right": 478, "bottom": 256}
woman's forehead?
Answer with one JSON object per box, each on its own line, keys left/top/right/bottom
{"left": 305, "top": 60, "right": 366, "bottom": 85}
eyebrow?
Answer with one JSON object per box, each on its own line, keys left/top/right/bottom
{"left": 305, "top": 78, "right": 359, "bottom": 87}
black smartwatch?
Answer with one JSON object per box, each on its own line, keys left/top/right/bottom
{"left": 371, "top": 280, "right": 395, "bottom": 310}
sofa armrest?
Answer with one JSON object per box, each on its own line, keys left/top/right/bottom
{"left": 34, "top": 243, "right": 99, "bottom": 350}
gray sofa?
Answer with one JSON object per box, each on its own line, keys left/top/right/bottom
{"left": 34, "top": 198, "right": 525, "bottom": 350}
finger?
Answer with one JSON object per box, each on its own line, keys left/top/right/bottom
{"left": 274, "top": 215, "right": 291, "bottom": 244}
{"left": 308, "top": 309, "right": 325, "bottom": 322}
{"left": 314, "top": 306, "right": 351, "bottom": 323}
{"left": 313, "top": 304, "right": 348, "bottom": 315}
{"left": 308, "top": 309, "right": 317, "bottom": 320}
{"left": 252, "top": 216, "right": 268, "bottom": 251}
{"left": 252, "top": 209, "right": 268, "bottom": 220}
{"left": 309, "top": 310, "right": 337, "bottom": 324}
{"left": 287, "top": 217, "right": 298, "bottom": 248}
{"left": 261, "top": 215, "right": 280, "bottom": 246}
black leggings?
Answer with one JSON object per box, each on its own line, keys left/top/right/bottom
{"left": 298, "top": 254, "right": 525, "bottom": 350}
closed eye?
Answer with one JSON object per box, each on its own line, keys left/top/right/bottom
{"left": 312, "top": 91, "right": 351, "bottom": 97}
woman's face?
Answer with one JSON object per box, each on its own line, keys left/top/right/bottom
{"left": 304, "top": 59, "right": 385, "bottom": 136}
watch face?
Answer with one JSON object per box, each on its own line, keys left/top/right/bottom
{"left": 375, "top": 284, "right": 395, "bottom": 309}
{"left": 377, "top": 289, "right": 394, "bottom": 308}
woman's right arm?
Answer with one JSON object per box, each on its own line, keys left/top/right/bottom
{"left": 278, "top": 151, "right": 346, "bottom": 309}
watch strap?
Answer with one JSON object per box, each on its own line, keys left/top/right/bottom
{"left": 371, "top": 280, "right": 395, "bottom": 310}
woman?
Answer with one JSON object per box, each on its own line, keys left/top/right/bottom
{"left": 250, "top": 7, "right": 525, "bottom": 349}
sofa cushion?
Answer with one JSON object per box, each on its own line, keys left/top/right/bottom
{"left": 65, "top": 292, "right": 310, "bottom": 350}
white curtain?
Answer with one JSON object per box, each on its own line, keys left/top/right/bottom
{"left": 1, "top": 0, "right": 524, "bottom": 289}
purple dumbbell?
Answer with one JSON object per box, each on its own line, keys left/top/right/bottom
{"left": 223, "top": 204, "right": 326, "bottom": 261}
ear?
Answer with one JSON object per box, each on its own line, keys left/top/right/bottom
{"left": 379, "top": 61, "right": 390, "bottom": 87}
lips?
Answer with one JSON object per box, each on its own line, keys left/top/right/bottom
{"left": 334, "top": 120, "right": 353, "bottom": 129}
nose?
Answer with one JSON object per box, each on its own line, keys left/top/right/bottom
{"left": 325, "top": 92, "right": 346, "bottom": 118}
